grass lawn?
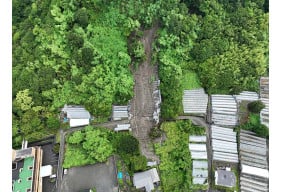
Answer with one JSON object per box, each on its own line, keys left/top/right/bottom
{"left": 182, "top": 70, "right": 201, "bottom": 90}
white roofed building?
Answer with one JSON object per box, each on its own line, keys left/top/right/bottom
{"left": 61, "top": 105, "right": 91, "bottom": 127}
{"left": 182, "top": 88, "right": 208, "bottom": 116}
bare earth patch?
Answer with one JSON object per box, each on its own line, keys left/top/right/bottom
{"left": 130, "top": 25, "right": 160, "bottom": 162}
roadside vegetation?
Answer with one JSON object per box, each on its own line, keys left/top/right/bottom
{"left": 237, "top": 100, "right": 268, "bottom": 138}
{"left": 63, "top": 126, "right": 147, "bottom": 175}
{"left": 154, "top": 120, "right": 205, "bottom": 191}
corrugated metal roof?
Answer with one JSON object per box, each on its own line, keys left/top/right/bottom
{"left": 112, "top": 105, "right": 128, "bottom": 120}
{"left": 189, "top": 136, "right": 207, "bottom": 143}
{"left": 213, "top": 151, "right": 239, "bottom": 163}
{"left": 183, "top": 88, "right": 208, "bottom": 114}
{"left": 239, "top": 130, "right": 269, "bottom": 191}
{"left": 189, "top": 144, "right": 207, "bottom": 152}
{"left": 190, "top": 151, "right": 208, "bottom": 160}
{"left": 235, "top": 91, "right": 259, "bottom": 102}
{"left": 62, "top": 105, "right": 91, "bottom": 119}
{"left": 260, "top": 77, "right": 269, "bottom": 99}
{"left": 260, "top": 98, "right": 269, "bottom": 128}
{"left": 114, "top": 124, "right": 131, "bottom": 131}
{"left": 133, "top": 168, "right": 160, "bottom": 191}
{"left": 211, "top": 124, "right": 239, "bottom": 163}
{"left": 211, "top": 94, "right": 238, "bottom": 127}
{"left": 193, "top": 160, "right": 208, "bottom": 169}
{"left": 241, "top": 164, "right": 268, "bottom": 178}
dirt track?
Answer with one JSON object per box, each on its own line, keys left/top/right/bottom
{"left": 130, "top": 25, "right": 160, "bottom": 162}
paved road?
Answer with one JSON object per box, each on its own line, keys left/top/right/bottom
{"left": 56, "top": 120, "right": 129, "bottom": 192}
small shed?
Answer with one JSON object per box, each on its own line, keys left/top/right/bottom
{"left": 40, "top": 165, "right": 53, "bottom": 177}
{"left": 112, "top": 105, "right": 129, "bottom": 121}
{"left": 61, "top": 105, "right": 91, "bottom": 127}
{"left": 114, "top": 124, "right": 131, "bottom": 132}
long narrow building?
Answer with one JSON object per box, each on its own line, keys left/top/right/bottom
{"left": 239, "top": 130, "right": 269, "bottom": 192}
{"left": 211, "top": 95, "right": 239, "bottom": 165}
{"left": 183, "top": 88, "right": 208, "bottom": 116}
{"left": 189, "top": 135, "right": 208, "bottom": 186}
{"left": 260, "top": 77, "right": 269, "bottom": 128}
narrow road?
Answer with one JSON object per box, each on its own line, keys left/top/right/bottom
{"left": 56, "top": 119, "right": 129, "bottom": 192}
{"left": 130, "top": 24, "right": 160, "bottom": 162}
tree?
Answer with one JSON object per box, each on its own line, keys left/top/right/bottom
{"left": 81, "top": 47, "right": 93, "bottom": 65}
{"left": 74, "top": 8, "right": 89, "bottom": 28}
{"left": 248, "top": 100, "right": 265, "bottom": 113}
{"left": 68, "top": 131, "right": 84, "bottom": 144}
{"left": 67, "top": 32, "right": 84, "bottom": 49}
{"left": 116, "top": 134, "right": 139, "bottom": 155}
{"left": 130, "top": 155, "right": 147, "bottom": 172}
{"left": 82, "top": 127, "right": 113, "bottom": 162}
{"left": 15, "top": 89, "right": 34, "bottom": 111}
{"left": 46, "top": 116, "right": 60, "bottom": 130}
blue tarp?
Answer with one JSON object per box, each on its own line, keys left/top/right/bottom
{"left": 118, "top": 172, "right": 123, "bottom": 179}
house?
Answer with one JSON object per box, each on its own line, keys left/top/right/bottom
{"left": 133, "top": 168, "right": 160, "bottom": 192}
{"left": 12, "top": 147, "right": 43, "bottom": 192}
{"left": 182, "top": 88, "right": 208, "bottom": 116}
{"left": 215, "top": 170, "right": 236, "bottom": 188}
{"left": 61, "top": 105, "right": 91, "bottom": 127}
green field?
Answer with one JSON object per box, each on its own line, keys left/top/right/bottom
{"left": 182, "top": 71, "right": 202, "bottom": 90}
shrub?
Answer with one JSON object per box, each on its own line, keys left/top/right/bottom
{"left": 46, "top": 116, "right": 60, "bottom": 130}
{"left": 52, "top": 143, "right": 60, "bottom": 154}
{"left": 116, "top": 134, "right": 139, "bottom": 155}
{"left": 67, "top": 32, "right": 84, "bottom": 49}
{"left": 74, "top": 8, "right": 89, "bottom": 28}
{"left": 130, "top": 155, "right": 147, "bottom": 172}
{"left": 248, "top": 100, "right": 265, "bottom": 113}
{"left": 255, "top": 124, "right": 269, "bottom": 138}
{"left": 149, "top": 127, "right": 162, "bottom": 139}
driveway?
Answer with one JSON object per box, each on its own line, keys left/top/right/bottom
{"left": 60, "top": 156, "right": 118, "bottom": 192}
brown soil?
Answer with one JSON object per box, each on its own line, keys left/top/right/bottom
{"left": 130, "top": 25, "right": 160, "bottom": 162}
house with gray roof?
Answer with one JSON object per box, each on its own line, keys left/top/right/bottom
{"left": 133, "top": 168, "right": 160, "bottom": 192}
{"left": 61, "top": 105, "right": 91, "bottom": 127}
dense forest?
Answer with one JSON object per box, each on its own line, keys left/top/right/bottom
{"left": 12, "top": 0, "right": 268, "bottom": 146}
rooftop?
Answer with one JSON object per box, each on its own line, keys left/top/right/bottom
{"left": 182, "top": 88, "right": 208, "bottom": 115}
{"left": 62, "top": 105, "right": 91, "bottom": 119}
{"left": 13, "top": 157, "right": 34, "bottom": 192}
{"left": 133, "top": 168, "right": 160, "bottom": 192}
{"left": 215, "top": 170, "right": 236, "bottom": 188}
